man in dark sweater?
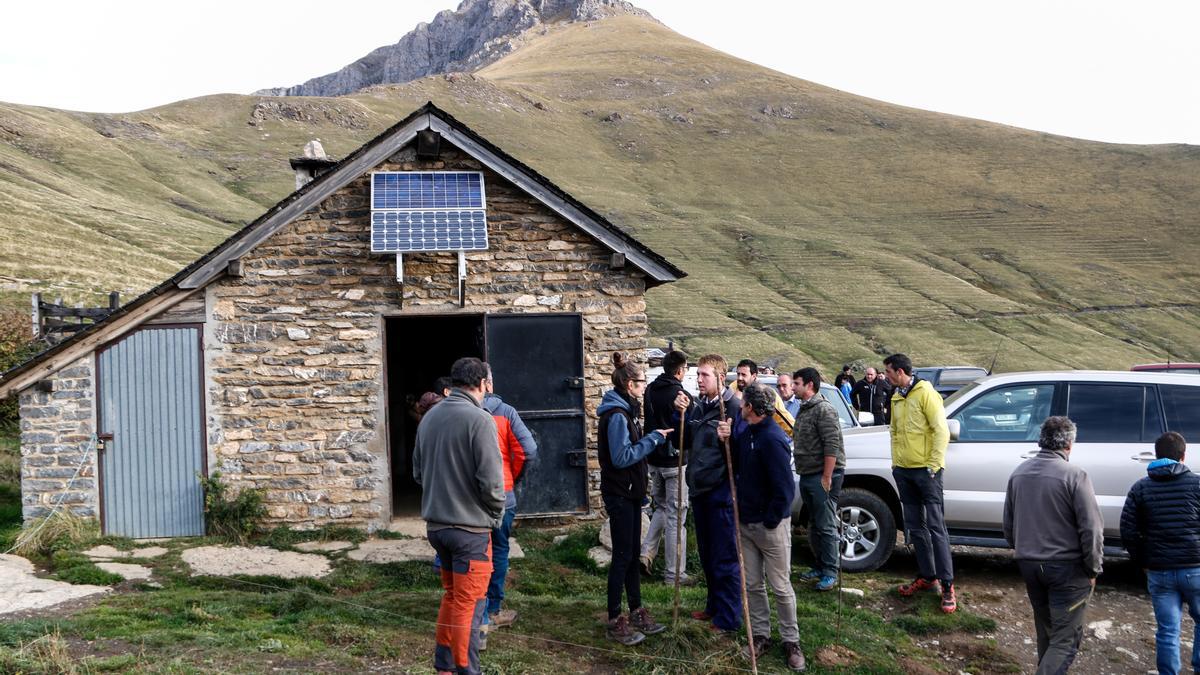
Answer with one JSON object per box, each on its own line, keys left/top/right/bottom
{"left": 792, "top": 367, "right": 846, "bottom": 592}
{"left": 1121, "top": 431, "right": 1200, "bottom": 675}
{"left": 675, "top": 354, "right": 744, "bottom": 634}
{"left": 413, "top": 357, "right": 505, "bottom": 675}
{"left": 640, "top": 350, "right": 694, "bottom": 586}
{"left": 719, "top": 382, "right": 803, "bottom": 671}
{"left": 1003, "top": 416, "right": 1103, "bottom": 675}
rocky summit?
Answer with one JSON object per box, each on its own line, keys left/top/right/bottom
{"left": 254, "top": 0, "right": 650, "bottom": 98}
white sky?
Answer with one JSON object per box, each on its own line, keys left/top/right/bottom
{"left": 1, "top": 0, "right": 1196, "bottom": 145}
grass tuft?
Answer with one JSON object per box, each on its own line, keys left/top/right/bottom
{"left": 11, "top": 510, "right": 99, "bottom": 558}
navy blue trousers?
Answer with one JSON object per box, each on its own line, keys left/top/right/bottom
{"left": 692, "top": 484, "right": 743, "bottom": 631}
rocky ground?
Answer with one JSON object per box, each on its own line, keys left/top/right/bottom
{"left": 882, "top": 545, "right": 1171, "bottom": 674}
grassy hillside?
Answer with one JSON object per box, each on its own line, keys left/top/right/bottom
{"left": 1, "top": 16, "right": 1197, "bottom": 372}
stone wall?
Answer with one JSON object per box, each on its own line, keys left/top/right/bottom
{"left": 205, "top": 140, "right": 649, "bottom": 529}
{"left": 18, "top": 356, "right": 97, "bottom": 520}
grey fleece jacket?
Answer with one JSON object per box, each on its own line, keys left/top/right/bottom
{"left": 1003, "top": 448, "right": 1105, "bottom": 577}
{"left": 413, "top": 388, "right": 506, "bottom": 532}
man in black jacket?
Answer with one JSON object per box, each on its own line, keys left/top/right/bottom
{"left": 639, "top": 350, "right": 694, "bottom": 586}
{"left": 849, "top": 367, "right": 891, "bottom": 425}
{"left": 1121, "top": 431, "right": 1200, "bottom": 675}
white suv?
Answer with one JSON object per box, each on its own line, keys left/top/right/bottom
{"left": 830, "top": 370, "right": 1200, "bottom": 571}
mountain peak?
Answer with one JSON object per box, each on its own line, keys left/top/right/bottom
{"left": 254, "top": 0, "right": 652, "bottom": 98}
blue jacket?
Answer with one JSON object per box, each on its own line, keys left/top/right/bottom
{"left": 597, "top": 389, "right": 666, "bottom": 500}
{"left": 733, "top": 416, "right": 795, "bottom": 529}
{"left": 1120, "top": 459, "right": 1200, "bottom": 570}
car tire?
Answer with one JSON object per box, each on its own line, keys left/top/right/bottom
{"left": 809, "top": 487, "right": 896, "bottom": 573}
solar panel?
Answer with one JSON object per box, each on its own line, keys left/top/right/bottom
{"left": 370, "top": 210, "right": 488, "bottom": 253}
{"left": 370, "top": 171, "right": 488, "bottom": 253}
{"left": 371, "top": 172, "right": 483, "bottom": 210}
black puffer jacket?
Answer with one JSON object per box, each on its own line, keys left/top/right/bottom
{"left": 1120, "top": 460, "right": 1200, "bottom": 570}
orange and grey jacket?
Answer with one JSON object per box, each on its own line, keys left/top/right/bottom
{"left": 483, "top": 393, "right": 538, "bottom": 504}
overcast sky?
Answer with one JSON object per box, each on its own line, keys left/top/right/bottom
{"left": 1, "top": 0, "right": 1196, "bottom": 145}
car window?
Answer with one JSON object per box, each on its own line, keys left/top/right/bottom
{"left": 938, "top": 368, "right": 988, "bottom": 387}
{"left": 914, "top": 368, "right": 938, "bottom": 383}
{"left": 1144, "top": 385, "right": 1164, "bottom": 441}
{"left": 1067, "top": 383, "right": 1149, "bottom": 443}
{"left": 952, "top": 383, "right": 1054, "bottom": 442}
{"left": 1161, "top": 384, "right": 1200, "bottom": 440}
{"left": 820, "top": 383, "right": 857, "bottom": 429}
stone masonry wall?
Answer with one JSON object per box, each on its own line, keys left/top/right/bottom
{"left": 205, "top": 141, "right": 649, "bottom": 529}
{"left": 18, "top": 356, "right": 97, "bottom": 520}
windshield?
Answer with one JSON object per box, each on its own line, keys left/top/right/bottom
{"left": 820, "top": 383, "right": 858, "bottom": 429}
{"left": 942, "top": 380, "right": 982, "bottom": 409}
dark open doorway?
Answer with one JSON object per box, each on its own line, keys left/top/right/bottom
{"left": 385, "top": 314, "right": 484, "bottom": 516}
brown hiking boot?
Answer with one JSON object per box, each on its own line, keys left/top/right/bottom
{"left": 606, "top": 614, "right": 645, "bottom": 646}
{"left": 489, "top": 609, "right": 518, "bottom": 627}
{"left": 782, "top": 641, "right": 806, "bottom": 671}
{"left": 742, "top": 635, "right": 771, "bottom": 660}
{"left": 630, "top": 607, "right": 666, "bottom": 635}
{"left": 897, "top": 576, "right": 941, "bottom": 597}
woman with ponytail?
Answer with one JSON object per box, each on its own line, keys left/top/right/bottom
{"left": 597, "top": 351, "right": 674, "bottom": 645}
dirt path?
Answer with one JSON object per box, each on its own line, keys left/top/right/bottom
{"left": 883, "top": 545, "right": 1172, "bottom": 674}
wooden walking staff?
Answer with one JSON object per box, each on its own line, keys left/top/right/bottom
{"left": 671, "top": 400, "right": 687, "bottom": 624}
{"left": 718, "top": 392, "right": 758, "bottom": 674}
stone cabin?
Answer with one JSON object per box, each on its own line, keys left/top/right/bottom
{"left": 0, "top": 102, "right": 684, "bottom": 537}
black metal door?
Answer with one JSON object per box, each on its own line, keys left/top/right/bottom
{"left": 485, "top": 314, "right": 587, "bottom": 515}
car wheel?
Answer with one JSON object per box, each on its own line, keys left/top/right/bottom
{"left": 822, "top": 488, "right": 896, "bottom": 573}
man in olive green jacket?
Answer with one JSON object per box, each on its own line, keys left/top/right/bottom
{"left": 885, "top": 353, "right": 956, "bottom": 613}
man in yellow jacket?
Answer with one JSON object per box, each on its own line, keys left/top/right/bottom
{"left": 885, "top": 353, "right": 956, "bottom": 614}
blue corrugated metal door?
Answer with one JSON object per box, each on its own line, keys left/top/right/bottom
{"left": 98, "top": 326, "right": 205, "bottom": 537}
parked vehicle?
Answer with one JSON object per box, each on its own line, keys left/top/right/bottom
{"left": 827, "top": 370, "right": 1200, "bottom": 572}
{"left": 1131, "top": 362, "right": 1200, "bottom": 374}
{"left": 912, "top": 366, "right": 989, "bottom": 398}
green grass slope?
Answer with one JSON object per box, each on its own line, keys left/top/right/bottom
{"left": 0, "top": 15, "right": 1197, "bottom": 372}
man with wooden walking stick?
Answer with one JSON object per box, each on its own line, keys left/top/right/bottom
{"left": 673, "top": 354, "right": 745, "bottom": 635}
{"left": 719, "top": 382, "right": 805, "bottom": 671}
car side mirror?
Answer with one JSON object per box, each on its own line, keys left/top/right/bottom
{"left": 946, "top": 418, "right": 961, "bottom": 441}
{"left": 857, "top": 411, "right": 875, "bottom": 426}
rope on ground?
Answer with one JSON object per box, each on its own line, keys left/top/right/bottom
{"left": 219, "top": 575, "right": 761, "bottom": 674}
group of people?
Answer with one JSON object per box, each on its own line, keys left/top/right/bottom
{"left": 412, "top": 351, "right": 1200, "bottom": 675}
{"left": 597, "top": 350, "right": 853, "bottom": 671}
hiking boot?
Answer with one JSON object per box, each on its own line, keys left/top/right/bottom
{"left": 489, "top": 609, "right": 518, "bottom": 627}
{"left": 742, "top": 635, "right": 771, "bottom": 660}
{"left": 639, "top": 556, "right": 654, "bottom": 576}
{"left": 630, "top": 607, "right": 666, "bottom": 636}
{"left": 797, "top": 568, "right": 822, "bottom": 583}
{"left": 606, "top": 614, "right": 645, "bottom": 646}
{"left": 782, "top": 641, "right": 807, "bottom": 671}
{"left": 814, "top": 575, "right": 838, "bottom": 592}
{"left": 897, "top": 576, "right": 940, "bottom": 597}
{"left": 691, "top": 610, "right": 713, "bottom": 622}
{"left": 940, "top": 583, "right": 957, "bottom": 614}
{"left": 669, "top": 575, "right": 698, "bottom": 587}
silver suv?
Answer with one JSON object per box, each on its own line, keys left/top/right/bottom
{"left": 830, "top": 370, "right": 1200, "bottom": 571}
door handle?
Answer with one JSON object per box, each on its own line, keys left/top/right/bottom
{"left": 1131, "top": 452, "right": 1156, "bottom": 462}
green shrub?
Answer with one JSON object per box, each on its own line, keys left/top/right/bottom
{"left": 200, "top": 471, "right": 266, "bottom": 543}
{"left": 0, "top": 307, "right": 43, "bottom": 429}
